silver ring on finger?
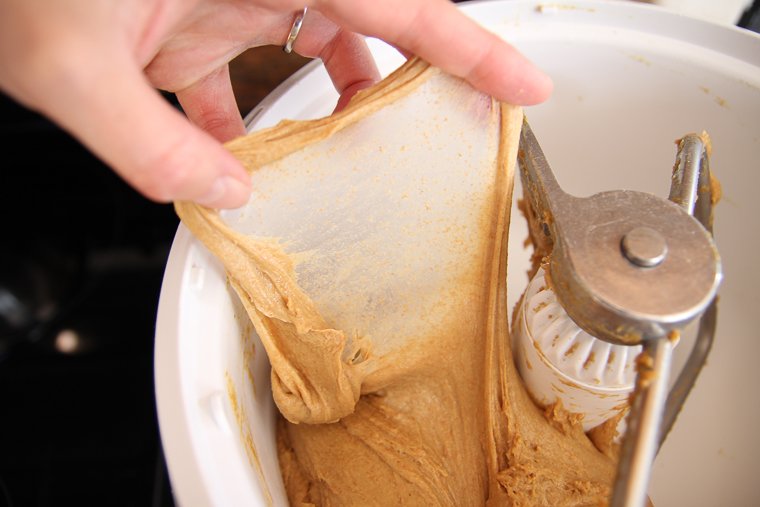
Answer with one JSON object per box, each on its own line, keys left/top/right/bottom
{"left": 283, "top": 7, "right": 308, "bottom": 54}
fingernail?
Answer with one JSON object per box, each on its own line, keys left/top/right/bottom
{"left": 196, "top": 175, "right": 251, "bottom": 209}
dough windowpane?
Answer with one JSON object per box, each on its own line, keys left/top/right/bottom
{"left": 176, "top": 59, "right": 616, "bottom": 506}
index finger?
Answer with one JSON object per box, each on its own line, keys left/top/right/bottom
{"left": 310, "top": 0, "right": 552, "bottom": 105}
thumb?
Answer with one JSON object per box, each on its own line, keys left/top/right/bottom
{"left": 39, "top": 58, "right": 251, "bottom": 209}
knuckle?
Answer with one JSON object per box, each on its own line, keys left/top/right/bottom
{"left": 195, "top": 112, "right": 233, "bottom": 137}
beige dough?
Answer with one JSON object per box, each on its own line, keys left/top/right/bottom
{"left": 176, "top": 58, "right": 616, "bottom": 506}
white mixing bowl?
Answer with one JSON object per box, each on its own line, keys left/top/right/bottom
{"left": 155, "top": 1, "right": 760, "bottom": 505}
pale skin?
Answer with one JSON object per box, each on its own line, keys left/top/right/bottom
{"left": 0, "top": 0, "right": 552, "bottom": 208}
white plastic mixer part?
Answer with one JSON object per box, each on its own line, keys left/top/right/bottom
{"left": 514, "top": 266, "right": 643, "bottom": 432}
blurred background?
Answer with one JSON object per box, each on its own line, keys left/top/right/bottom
{"left": 0, "top": 1, "right": 757, "bottom": 506}
{"left": 0, "top": 46, "right": 309, "bottom": 506}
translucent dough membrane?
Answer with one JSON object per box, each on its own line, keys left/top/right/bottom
{"left": 176, "top": 59, "right": 617, "bottom": 506}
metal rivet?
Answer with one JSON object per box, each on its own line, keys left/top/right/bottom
{"left": 621, "top": 227, "right": 668, "bottom": 267}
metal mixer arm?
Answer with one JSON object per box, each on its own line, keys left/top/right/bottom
{"left": 517, "top": 120, "right": 722, "bottom": 507}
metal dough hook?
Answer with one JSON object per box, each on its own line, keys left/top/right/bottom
{"left": 517, "top": 118, "right": 722, "bottom": 507}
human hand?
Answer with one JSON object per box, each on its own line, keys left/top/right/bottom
{"left": 0, "top": 0, "right": 551, "bottom": 209}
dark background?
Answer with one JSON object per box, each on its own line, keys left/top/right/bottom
{"left": 0, "top": 46, "right": 308, "bottom": 507}
{"left": 1, "top": 2, "right": 758, "bottom": 505}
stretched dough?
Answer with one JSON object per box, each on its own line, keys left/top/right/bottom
{"left": 176, "top": 58, "right": 615, "bottom": 506}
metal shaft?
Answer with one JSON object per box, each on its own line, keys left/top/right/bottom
{"left": 610, "top": 338, "right": 674, "bottom": 507}
{"left": 659, "top": 134, "right": 718, "bottom": 448}
{"left": 609, "top": 133, "right": 717, "bottom": 506}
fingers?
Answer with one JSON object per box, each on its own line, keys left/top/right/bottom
{"left": 319, "top": 29, "right": 381, "bottom": 112}
{"left": 42, "top": 53, "right": 251, "bottom": 209}
{"left": 288, "top": 10, "right": 381, "bottom": 112}
{"left": 175, "top": 64, "right": 246, "bottom": 142}
{"left": 310, "top": 0, "right": 553, "bottom": 105}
